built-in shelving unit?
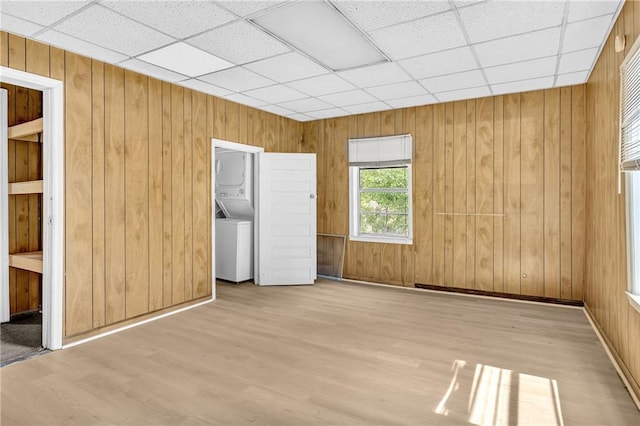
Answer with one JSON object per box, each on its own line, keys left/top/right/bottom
{"left": 7, "top": 117, "right": 43, "bottom": 276}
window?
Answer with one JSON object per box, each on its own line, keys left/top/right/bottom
{"left": 620, "top": 37, "right": 640, "bottom": 312}
{"left": 348, "top": 134, "right": 412, "bottom": 244}
{"left": 626, "top": 173, "right": 640, "bottom": 311}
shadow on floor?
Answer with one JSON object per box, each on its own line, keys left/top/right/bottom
{"left": 1, "top": 312, "right": 48, "bottom": 367}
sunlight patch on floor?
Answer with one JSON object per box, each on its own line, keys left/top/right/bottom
{"left": 435, "top": 360, "right": 564, "bottom": 426}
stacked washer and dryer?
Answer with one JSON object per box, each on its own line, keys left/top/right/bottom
{"left": 214, "top": 149, "right": 254, "bottom": 283}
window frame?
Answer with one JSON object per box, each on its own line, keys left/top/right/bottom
{"left": 349, "top": 162, "right": 413, "bottom": 245}
{"left": 626, "top": 172, "right": 640, "bottom": 313}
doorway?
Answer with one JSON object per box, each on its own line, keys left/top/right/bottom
{"left": 1, "top": 66, "right": 64, "bottom": 351}
{"left": 211, "top": 138, "right": 318, "bottom": 295}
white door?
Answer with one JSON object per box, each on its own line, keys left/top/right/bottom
{"left": 1, "top": 89, "right": 9, "bottom": 323}
{"left": 256, "top": 152, "right": 316, "bottom": 286}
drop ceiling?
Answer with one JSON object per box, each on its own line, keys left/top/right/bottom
{"left": 0, "top": 0, "right": 622, "bottom": 122}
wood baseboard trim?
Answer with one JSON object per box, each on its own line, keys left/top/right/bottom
{"left": 340, "top": 278, "right": 581, "bottom": 309}
{"left": 62, "top": 296, "right": 214, "bottom": 348}
{"left": 414, "top": 283, "right": 584, "bottom": 306}
{"left": 584, "top": 304, "right": 640, "bottom": 410}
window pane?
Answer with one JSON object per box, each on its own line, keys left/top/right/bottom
{"left": 360, "top": 213, "right": 408, "bottom": 236}
{"left": 359, "top": 191, "right": 409, "bottom": 236}
{"left": 360, "top": 167, "right": 407, "bottom": 189}
{"left": 360, "top": 192, "right": 408, "bottom": 214}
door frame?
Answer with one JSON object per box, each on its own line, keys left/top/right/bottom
{"left": 211, "top": 138, "right": 263, "bottom": 297}
{"left": 1, "top": 66, "right": 64, "bottom": 350}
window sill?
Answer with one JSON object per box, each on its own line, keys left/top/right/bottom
{"left": 627, "top": 292, "right": 640, "bottom": 315}
{"left": 349, "top": 235, "right": 412, "bottom": 245}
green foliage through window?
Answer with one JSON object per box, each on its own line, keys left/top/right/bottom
{"left": 359, "top": 167, "right": 409, "bottom": 237}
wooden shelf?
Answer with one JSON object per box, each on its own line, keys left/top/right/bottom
{"left": 9, "top": 251, "right": 43, "bottom": 274}
{"left": 8, "top": 118, "right": 43, "bottom": 142}
{"left": 9, "top": 180, "right": 43, "bottom": 195}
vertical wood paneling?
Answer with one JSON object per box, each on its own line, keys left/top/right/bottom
{"left": 493, "top": 96, "right": 505, "bottom": 293}
{"left": 183, "top": 89, "right": 193, "bottom": 301}
{"left": 25, "top": 39, "right": 49, "bottom": 78}
{"left": 192, "top": 91, "right": 208, "bottom": 298}
{"left": 503, "top": 94, "right": 521, "bottom": 295}
{"left": 544, "top": 89, "right": 561, "bottom": 298}
{"left": 124, "top": 70, "right": 149, "bottom": 318}
{"left": 104, "top": 64, "right": 126, "bottom": 325}
{"left": 453, "top": 102, "right": 467, "bottom": 288}
{"left": 433, "top": 104, "right": 446, "bottom": 286}
{"left": 148, "top": 78, "right": 163, "bottom": 311}
{"left": 571, "top": 85, "right": 586, "bottom": 301}
{"left": 520, "top": 90, "right": 545, "bottom": 297}
{"left": 476, "top": 97, "right": 494, "bottom": 291}
{"left": 414, "top": 105, "right": 432, "bottom": 285}
{"left": 171, "top": 85, "right": 185, "bottom": 305}
{"left": 584, "top": 0, "right": 640, "bottom": 400}
{"left": 560, "top": 87, "right": 573, "bottom": 301}
{"left": 91, "top": 60, "right": 106, "bottom": 327}
{"left": 161, "top": 82, "right": 173, "bottom": 308}
{"left": 64, "top": 52, "right": 93, "bottom": 335}
{"left": 466, "top": 100, "right": 476, "bottom": 289}
{"left": 0, "top": 31, "right": 8, "bottom": 66}
{"left": 310, "top": 87, "right": 584, "bottom": 302}
{"left": 401, "top": 107, "right": 416, "bottom": 286}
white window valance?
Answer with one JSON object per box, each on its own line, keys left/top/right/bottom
{"left": 348, "top": 134, "right": 412, "bottom": 167}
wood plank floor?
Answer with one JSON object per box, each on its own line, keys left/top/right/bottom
{"left": 1, "top": 279, "right": 638, "bottom": 425}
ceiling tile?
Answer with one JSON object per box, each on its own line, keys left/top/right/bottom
{"left": 217, "top": 1, "right": 286, "bottom": 17}
{"left": 137, "top": 42, "right": 233, "bottom": 78}
{"left": 491, "top": 76, "right": 555, "bottom": 96}
{"left": 370, "top": 11, "right": 467, "bottom": 59}
{"left": 306, "top": 108, "right": 350, "bottom": 119}
{"left": 244, "top": 52, "right": 329, "bottom": 83}
{"left": 334, "top": 0, "right": 450, "bottom": 32}
{"left": 287, "top": 74, "right": 356, "bottom": 97}
{"left": 259, "top": 104, "right": 295, "bottom": 116}
{"left": 225, "top": 93, "right": 267, "bottom": 108}
{"left": 385, "top": 94, "right": 438, "bottom": 109}
{"left": 365, "top": 81, "right": 428, "bottom": 100}
{"left": 562, "top": 14, "right": 615, "bottom": 53}
{"left": 419, "top": 69, "right": 486, "bottom": 93}
{"left": 199, "top": 67, "right": 274, "bottom": 92}
{"left": 318, "top": 89, "right": 378, "bottom": 107}
{"left": 458, "top": 0, "right": 565, "bottom": 44}
{"left": 278, "top": 97, "right": 333, "bottom": 113}
{"left": 244, "top": 84, "right": 307, "bottom": 104}
{"left": 1, "top": 1, "right": 91, "bottom": 26}
{"left": 35, "top": 30, "right": 128, "bottom": 64}
{"left": 484, "top": 57, "right": 557, "bottom": 85}
{"left": 102, "top": 1, "right": 235, "bottom": 39}
{"left": 435, "top": 86, "right": 491, "bottom": 102}
{"left": 54, "top": 4, "right": 175, "bottom": 56}
{"left": 338, "top": 62, "right": 412, "bottom": 88}
{"left": 343, "top": 101, "right": 391, "bottom": 115}
{"left": 288, "top": 113, "right": 314, "bottom": 122}
{"left": 178, "top": 79, "right": 233, "bottom": 97}
{"left": 567, "top": 0, "right": 621, "bottom": 23}
{"left": 474, "top": 27, "right": 562, "bottom": 68}
{"left": 0, "top": 13, "right": 44, "bottom": 37}
{"left": 187, "top": 20, "right": 290, "bottom": 65}
{"left": 119, "top": 59, "right": 188, "bottom": 83}
{"left": 558, "top": 48, "right": 599, "bottom": 74}
{"left": 555, "top": 70, "right": 590, "bottom": 87}
{"left": 399, "top": 46, "right": 478, "bottom": 80}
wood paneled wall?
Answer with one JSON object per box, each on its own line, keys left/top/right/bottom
{"left": 303, "top": 87, "right": 586, "bottom": 301}
{"left": 0, "top": 31, "right": 301, "bottom": 339}
{"left": 585, "top": 0, "right": 640, "bottom": 399}
{"left": 2, "top": 82, "right": 42, "bottom": 315}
